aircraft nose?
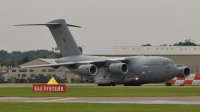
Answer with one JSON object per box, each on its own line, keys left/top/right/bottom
{"left": 165, "top": 65, "right": 178, "bottom": 80}
{"left": 171, "top": 65, "right": 179, "bottom": 77}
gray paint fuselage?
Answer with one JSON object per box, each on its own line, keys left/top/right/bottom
{"left": 56, "top": 55, "right": 179, "bottom": 84}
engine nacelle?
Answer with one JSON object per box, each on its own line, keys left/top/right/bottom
{"left": 177, "top": 66, "right": 190, "bottom": 77}
{"left": 78, "top": 64, "right": 97, "bottom": 76}
{"left": 108, "top": 63, "right": 128, "bottom": 74}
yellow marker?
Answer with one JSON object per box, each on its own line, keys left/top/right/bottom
{"left": 47, "top": 77, "right": 58, "bottom": 84}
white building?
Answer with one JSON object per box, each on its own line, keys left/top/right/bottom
{"left": 8, "top": 58, "right": 74, "bottom": 83}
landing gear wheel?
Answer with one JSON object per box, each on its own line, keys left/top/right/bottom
{"left": 97, "top": 81, "right": 116, "bottom": 86}
{"left": 111, "top": 83, "right": 116, "bottom": 86}
{"left": 124, "top": 83, "right": 141, "bottom": 86}
{"left": 98, "top": 84, "right": 111, "bottom": 86}
{"left": 165, "top": 82, "right": 171, "bottom": 86}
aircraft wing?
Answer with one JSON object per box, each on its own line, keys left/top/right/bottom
{"left": 20, "top": 62, "right": 75, "bottom": 69}
{"left": 20, "top": 60, "right": 107, "bottom": 69}
{"left": 19, "top": 58, "right": 126, "bottom": 69}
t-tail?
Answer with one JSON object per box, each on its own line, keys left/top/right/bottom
{"left": 14, "top": 19, "right": 82, "bottom": 57}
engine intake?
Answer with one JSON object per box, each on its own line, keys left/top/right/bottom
{"left": 177, "top": 66, "right": 190, "bottom": 77}
{"left": 109, "top": 63, "right": 128, "bottom": 74}
{"left": 78, "top": 64, "right": 97, "bottom": 76}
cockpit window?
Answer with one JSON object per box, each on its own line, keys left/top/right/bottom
{"left": 162, "top": 62, "right": 169, "bottom": 65}
{"left": 169, "top": 61, "right": 174, "bottom": 65}
{"left": 162, "top": 61, "right": 175, "bottom": 65}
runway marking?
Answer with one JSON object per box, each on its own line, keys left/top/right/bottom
{"left": 2, "top": 97, "right": 200, "bottom": 104}
{"left": 41, "top": 98, "right": 77, "bottom": 102}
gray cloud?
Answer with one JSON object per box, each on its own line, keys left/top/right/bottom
{"left": 0, "top": 0, "right": 200, "bottom": 52}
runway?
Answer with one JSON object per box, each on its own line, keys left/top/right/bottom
{"left": 1, "top": 97, "right": 200, "bottom": 104}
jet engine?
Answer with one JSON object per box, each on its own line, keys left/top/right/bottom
{"left": 78, "top": 64, "right": 97, "bottom": 76}
{"left": 177, "top": 66, "right": 190, "bottom": 77}
{"left": 108, "top": 63, "right": 128, "bottom": 74}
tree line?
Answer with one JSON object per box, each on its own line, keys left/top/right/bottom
{"left": 0, "top": 46, "right": 83, "bottom": 67}
{"left": 0, "top": 50, "right": 62, "bottom": 67}
{"left": 142, "top": 39, "right": 199, "bottom": 46}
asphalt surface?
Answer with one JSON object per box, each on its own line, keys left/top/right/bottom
{"left": 1, "top": 97, "right": 200, "bottom": 104}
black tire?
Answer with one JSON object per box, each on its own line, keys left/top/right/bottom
{"left": 98, "top": 84, "right": 111, "bottom": 86}
{"left": 165, "top": 82, "right": 171, "bottom": 86}
{"left": 124, "top": 83, "right": 141, "bottom": 86}
{"left": 111, "top": 83, "right": 116, "bottom": 86}
{"left": 110, "top": 82, "right": 116, "bottom": 86}
{"left": 98, "top": 84, "right": 104, "bottom": 86}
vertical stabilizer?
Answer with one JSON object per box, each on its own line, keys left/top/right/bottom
{"left": 46, "top": 19, "right": 82, "bottom": 56}
{"left": 14, "top": 19, "right": 82, "bottom": 57}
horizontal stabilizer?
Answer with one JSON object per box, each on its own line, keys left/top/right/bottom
{"left": 14, "top": 23, "right": 61, "bottom": 26}
{"left": 14, "top": 23, "right": 81, "bottom": 28}
{"left": 67, "top": 24, "right": 82, "bottom": 28}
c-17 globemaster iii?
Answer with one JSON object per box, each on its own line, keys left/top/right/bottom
{"left": 15, "top": 19, "right": 190, "bottom": 86}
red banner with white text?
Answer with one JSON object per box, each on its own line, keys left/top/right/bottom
{"left": 33, "top": 84, "right": 66, "bottom": 92}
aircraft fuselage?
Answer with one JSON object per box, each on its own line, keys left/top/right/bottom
{"left": 56, "top": 55, "right": 179, "bottom": 85}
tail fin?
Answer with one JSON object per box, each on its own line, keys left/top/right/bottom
{"left": 14, "top": 19, "right": 82, "bottom": 57}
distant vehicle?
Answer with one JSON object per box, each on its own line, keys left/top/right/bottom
{"left": 14, "top": 19, "right": 190, "bottom": 86}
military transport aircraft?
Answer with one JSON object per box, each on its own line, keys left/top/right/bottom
{"left": 15, "top": 19, "right": 190, "bottom": 86}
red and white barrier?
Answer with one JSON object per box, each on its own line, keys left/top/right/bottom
{"left": 169, "top": 74, "right": 200, "bottom": 85}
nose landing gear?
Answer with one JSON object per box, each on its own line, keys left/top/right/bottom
{"left": 165, "top": 82, "right": 172, "bottom": 86}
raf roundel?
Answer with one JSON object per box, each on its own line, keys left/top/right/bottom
{"left": 63, "top": 38, "right": 67, "bottom": 42}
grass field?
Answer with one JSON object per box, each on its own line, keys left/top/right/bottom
{"left": 0, "top": 86, "right": 200, "bottom": 97}
{"left": 1, "top": 85, "right": 200, "bottom": 111}
{"left": 0, "top": 103, "right": 200, "bottom": 112}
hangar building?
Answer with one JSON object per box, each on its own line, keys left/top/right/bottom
{"left": 7, "top": 58, "right": 75, "bottom": 83}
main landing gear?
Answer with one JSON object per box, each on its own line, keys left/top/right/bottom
{"left": 98, "top": 82, "right": 116, "bottom": 86}
{"left": 124, "top": 83, "right": 141, "bottom": 86}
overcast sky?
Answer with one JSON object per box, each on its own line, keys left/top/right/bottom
{"left": 1, "top": 0, "right": 200, "bottom": 52}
